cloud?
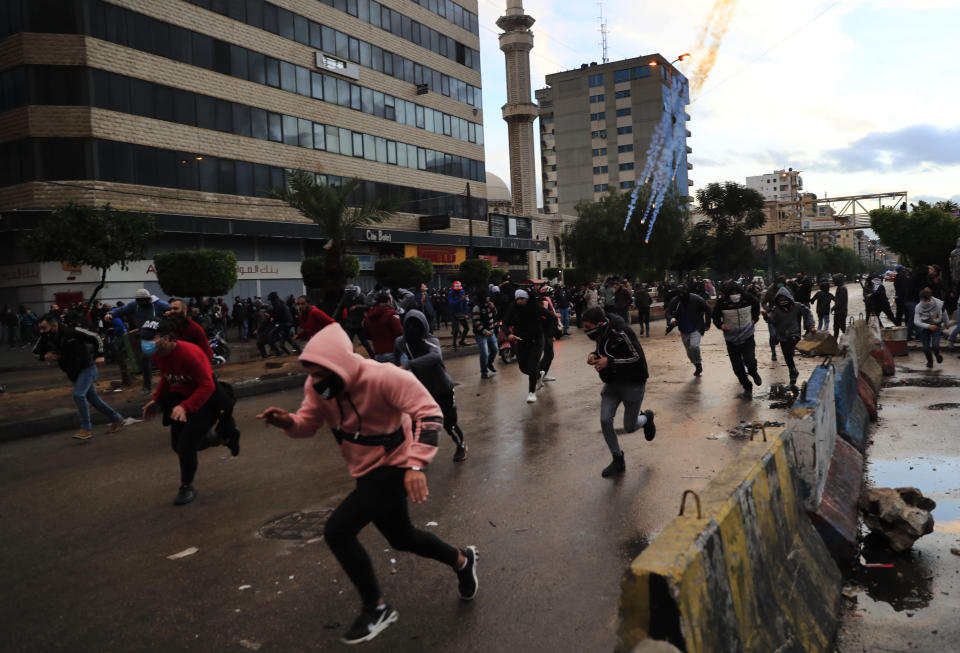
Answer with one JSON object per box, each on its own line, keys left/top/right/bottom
{"left": 820, "top": 125, "right": 960, "bottom": 172}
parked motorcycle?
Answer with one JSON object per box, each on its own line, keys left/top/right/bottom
{"left": 496, "top": 322, "right": 515, "bottom": 365}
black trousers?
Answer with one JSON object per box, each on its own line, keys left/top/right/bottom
{"left": 636, "top": 307, "right": 650, "bottom": 334}
{"left": 161, "top": 383, "right": 237, "bottom": 484}
{"left": 323, "top": 466, "right": 459, "bottom": 610}
{"left": 833, "top": 313, "right": 847, "bottom": 339}
{"left": 725, "top": 336, "right": 759, "bottom": 388}
{"left": 451, "top": 315, "right": 469, "bottom": 344}
{"left": 515, "top": 337, "right": 544, "bottom": 393}
{"left": 540, "top": 337, "right": 554, "bottom": 375}
{"left": 434, "top": 391, "right": 464, "bottom": 447}
{"left": 779, "top": 336, "right": 800, "bottom": 374}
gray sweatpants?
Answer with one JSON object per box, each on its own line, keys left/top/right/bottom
{"left": 680, "top": 331, "right": 702, "bottom": 366}
{"left": 600, "top": 382, "right": 647, "bottom": 455}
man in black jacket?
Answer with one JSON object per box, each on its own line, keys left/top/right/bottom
{"left": 34, "top": 312, "right": 125, "bottom": 441}
{"left": 712, "top": 282, "right": 762, "bottom": 397}
{"left": 832, "top": 275, "right": 848, "bottom": 339}
{"left": 503, "top": 289, "right": 554, "bottom": 404}
{"left": 666, "top": 284, "right": 711, "bottom": 376}
{"left": 582, "top": 308, "right": 656, "bottom": 478}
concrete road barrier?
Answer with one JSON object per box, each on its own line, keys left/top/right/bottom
{"left": 857, "top": 374, "right": 878, "bottom": 421}
{"left": 807, "top": 436, "right": 863, "bottom": 565}
{"left": 786, "top": 364, "right": 837, "bottom": 510}
{"left": 860, "top": 355, "right": 884, "bottom": 395}
{"left": 870, "top": 347, "right": 896, "bottom": 375}
{"left": 618, "top": 430, "right": 842, "bottom": 653}
{"left": 833, "top": 357, "right": 869, "bottom": 452}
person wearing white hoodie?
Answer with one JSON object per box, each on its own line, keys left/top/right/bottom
{"left": 914, "top": 288, "right": 950, "bottom": 368}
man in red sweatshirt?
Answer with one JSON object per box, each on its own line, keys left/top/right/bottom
{"left": 140, "top": 319, "right": 239, "bottom": 505}
{"left": 293, "top": 295, "right": 335, "bottom": 342}
{"left": 362, "top": 292, "right": 403, "bottom": 362}
{"left": 257, "top": 323, "right": 478, "bottom": 645}
{"left": 165, "top": 299, "right": 214, "bottom": 362}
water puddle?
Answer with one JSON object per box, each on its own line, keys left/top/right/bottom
{"left": 927, "top": 403, "right": 960, "bottom": 411}
{"left": 852, "top": 534, "right": 934, "bottom": 611}
{"left": 884, "top": 376, "right": 960, "bottom": 388}
{"left": 868, "top": 456, "right": 960, "bottom": 497}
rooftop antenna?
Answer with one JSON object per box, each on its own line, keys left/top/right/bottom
{"left": 598, "top": 1, "right": 609, "bottom": 64}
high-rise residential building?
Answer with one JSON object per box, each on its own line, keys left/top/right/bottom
{"left": 0, "top": 0, "right": 549, "bottom": 306}
{"left": 746, "top": 168, "right": 803, "bottom": 203}
{"left": 536, "top": 54, "right": 691, "bottom": 216}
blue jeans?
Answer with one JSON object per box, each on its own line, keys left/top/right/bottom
{"left": 558, "top": 308, "right": 570, "bottom": 332}
{"left": 600, "top": 382, "right": 645, "bottom": 455}
{"left": 920, "top": 328, "right": 942, "bottom": 361}
{"left": 904, "top": 301, "right": 917, "bottom": 339}
{"left": 817, "top": 313, "right": 830, "bottom": 331}
{"left": 73, "top": 365, "right": 122, "bottom": 430}
{"left": 374, "top": 352, "right": 394, "bottom": 363}
{"left": 476, "top": 332, "right": 498, "bottom": 374}
{"left": 237, "top": 320, "right": 248, "bottom": 341}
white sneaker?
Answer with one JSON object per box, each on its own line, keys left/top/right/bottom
{"left": 526, "top": 392, "right": 537, "bottom": 403}
{"left": 543, "top": 375, "right": 557, "bottom": 382}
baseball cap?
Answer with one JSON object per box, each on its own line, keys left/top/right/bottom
{"left": 139, "top": 318, "right": 174, "bottom": 340}
{"left": 452, "top": 281, "right": 463, "bottom": 290}
{"left": 134, "top": 288, "right": 151, "bottom": 300}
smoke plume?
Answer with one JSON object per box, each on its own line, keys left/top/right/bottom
{"left": 689, "top": 0, "right": 738, "bottom": 96}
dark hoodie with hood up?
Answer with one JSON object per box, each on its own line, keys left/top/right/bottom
{"left": 393, "top": 310, "right": 454, "bottom": 398}
{"left": 768, "top": 287, "right": 814, "bottom": 341}
{"left": 588, "top": 313, "right": 649, "bottom": 385}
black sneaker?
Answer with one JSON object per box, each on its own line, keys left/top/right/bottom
{"left": 642, "top": 410, "right": 656, "bottom": 441}
{"left": 788, "top": 367, "right": 799, "bottom": 385}
{"left": 742, "top": 384, "right": 753, "bottom": 398}
{"left": 694, "top": 364, "right": 703, "bottom": 377}
{"left": 340, "top": 605, "right": 399, "bottom": 645}
{"left": 227, "top": 428, "right": 241, "bottom": 457}
{"left": 601, "top": 453, "right": 626, "bottom": 478}
{"left": 935, "top": 352, "right": 944, "bottom": 364}
{"left": 771, "top": 351, "right": 777, "bottom": 361}
{"left": 174, "top": 484, "right": 196, "bottom": 506}
{"left": 751, "top": 370, "right": 762, "bottom": 386}
{"left": 487, "top": 362, "right": 497, "bottom": 374}
{"left": 453, "top": 444, "right": 468, "bottom": 462}
{"left": 457, "top": 545, "right": 479, "bottom": 600}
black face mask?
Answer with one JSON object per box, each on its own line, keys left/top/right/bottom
{"left": 585, "top": 322, "right": 606, "bottom": 341}
{"left": 313, "top": 373, "right": 345, "bottom": 400}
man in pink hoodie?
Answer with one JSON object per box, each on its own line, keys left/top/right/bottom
{"left": 257, "top": 323, "right": 478, "bottom": 645}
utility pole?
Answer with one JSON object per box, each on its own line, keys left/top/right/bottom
{"left": 466, "top": 182, "right": 474, "bottom": 258}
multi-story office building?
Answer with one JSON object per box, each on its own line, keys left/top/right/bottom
{"left": 0, "top": 0, "right": 546, "bottom": 307}
{"left": 536, "top": 54, "right": 691, "bottom": 216}
{"left": 746, "top": 168, "right": 803, "bottom": 203}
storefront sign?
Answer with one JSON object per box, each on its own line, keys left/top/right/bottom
{"left": 365, "top": 229, "right": 392, "bottom": 242}
{"left": 478, "top": 255, "right": 499, "bottom": 266}
{"left": 403, "top": 245, "right": 467, "bottom": 266}
{"left": 356, "top": 255, "right": 377, "bottom": 271}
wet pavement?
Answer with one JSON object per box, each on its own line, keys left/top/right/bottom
{"left": 0, "top": 318, "right": 818, "bottom": 653}
{"left": 837, "top": 359, "right": 960, "bottom": 652}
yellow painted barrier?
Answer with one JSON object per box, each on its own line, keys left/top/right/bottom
{"left": 618, "top": 428, "right": 842, "bottom": 652}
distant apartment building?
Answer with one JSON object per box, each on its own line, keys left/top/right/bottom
{"left": 746, "top": 168, "right": 803, "bottom": 202}
{"left": 536, "top": 54, "right": 691, "bottom": 216}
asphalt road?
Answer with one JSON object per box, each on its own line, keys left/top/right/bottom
{"left": 1, "top": 313, "right": 817, "bottom": 653}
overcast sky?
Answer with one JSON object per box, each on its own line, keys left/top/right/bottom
{"left": 476, "top": 0, "right": 960, "bottom": 209}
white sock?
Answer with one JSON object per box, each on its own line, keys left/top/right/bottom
{"left": 457, "top": 553, "right": 468, "bottom": 571}
{"left": 636, "top": 414, "right": 648, "bottom": 427}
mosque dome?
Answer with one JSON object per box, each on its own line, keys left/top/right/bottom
{"left": 485, "top": 172, "right": 512, "bottom": 203}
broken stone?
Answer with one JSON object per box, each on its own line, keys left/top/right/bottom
{"left": 859, "top": 487, "right": 936, "bottom": 553}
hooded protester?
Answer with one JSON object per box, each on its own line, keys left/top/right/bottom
{"left": 793, "top": 272, "right": 813, "bottom": 306}
{"left": 394, "top": 310, "right": 467, "bottom": 462}
{"left": 761, "top": 287, "right": 816, "bottom": 385}
{"left": 914, "top": 289, "right": 950, "bottom": 368}
{"left": 634, "top": 284, "right": 652, "bottom": 336}
{"left": 582, "top": 307, "right": 655, "bottom": 478}
{"left": 712, "top": 282, "right": 762, "bottom": 397}
{"left": 447, "top": 281, "right": 470, "bottom": 348}
{"left": 761, "top": 275, "right": 788, "bottom": 360}
{"left": 665, "top": 283, "right": 711, "bottom": 376}
{"left": 267, "top": 291, "right": 301, "bottom": 354}
{"left": 257, "top": 324, "right": 479, "bottom": 645}
{"left": 864, "top": 275, "right": 898, "bottom": 327}
{"left": 33, "top": 312, "right": 125, "bottom": 441}
{"left": 832, "top": 275, "right": 849, "bottom": 338}
{"left": 335, "top": 285, "right": 375, "bottom": 358}
{"left": 537, "top": 285, "right": 562, "bottom": 383}
{"left": 810, "top": 282, "right": 835, "bottom": 331}
{"left": 503, "top": 289, "right": 555, "bottom": 403}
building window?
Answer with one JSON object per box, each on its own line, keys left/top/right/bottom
{"left": 617, "top": 126, "right": 632, "bottom": 135}
{"left": 589, "top": 94, "right": 604, "bottom": 103}
{"left": 631, "top": 66, "right": 652, "bottom": 80}
{"left": 591, "top": 130, "right": 607, "bottom": 138}
{"left": 619, "top": 180, "right": 635, "bottom": 189}
{"left": 619, "top": 162, "right": 634, "bottom": 171}
{"left": 617, "top": 144, "right": 633, "bottom": 153}
{"left": 593, "top": 183, "right": 608, "bottom": 192}
{"left": 593, "top": 166, "right": 608, "bottom": 174}
{"left": 616, "top": 108, "right": 631, "bottom": 117}
{"left": 590, "top": 112, "right": 605, "bottom": 121}
{"left": 588, "top": 73, "right": 603, "bottom": 87}
{"left": 592, "top": 148, "right": 607, "bottom": 156}
{"left": 615, "top": 89, "right": 630, "bottom": 99}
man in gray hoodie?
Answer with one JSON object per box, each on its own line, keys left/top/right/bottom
{"left": 761, "top": 287, "right": 815, "bottom": 385}
{"left": 914, "top": 289, "right": 950, "bottom": 368}
{"left": 712, "top": 282, "right": 762, "bottom": 397}
{"left": 394, "top": 310, "right": 467, "bottom": 462}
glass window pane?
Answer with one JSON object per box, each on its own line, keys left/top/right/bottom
{"left": 282, "top": 114, "right": 298, "bottom": 145}
{"left": 363, "top": 134, "right": 375, "bottom": 161}
{"left": 336, "top": 79, "right": 350, "bottom": 107}
{"left": 294, "top": 15, "right": 309, "bottom": 44}
{"left": 296, "top": 66, "right": 310, "bottom": 96}
{"left": 215, "top": 99, "right": 233, "bottom": 132}
{"left": 235, "top": 160, "right": 253, "bottom": 196}
{"left": 280, "top": 61, "right": 296, "bottom": 92}
{"left": 350, "top": 84, "right": 361, "bottom": 111}
{"left": 386, "top": 140, "right": 396, "bottom": 165}
{"left": 309, "top": 21, "right": 322, "bottom": 49}
{"left": 359, "top": 41, "right": 371, "bottom": 68}
{"left": 218, "top": 158, "right": 235, "bottom": 194}
{"left": 251, "top": 107, "right": 268, "bottom": 140}
{"left": 339, "top": 127, "right": 352, "bottom": 156}
{"left": 313, "top": 123, "right": 325, "bottom": 150}
{"left": 254, "top": 163, "right": 270, "bottom": 197}
{"left": 361, "top": 87, "right": 373, "bottom": 114}
{"left": 335, "top": 31, "right": 348, "bottom": 59}
{"left": 371, "top": 45, "right": 383, "bottom": 72}
{"left": 173, "top": 89, "right": 196, "bottom": 125}
{"left": 198, "top": 156, "right": 218, "bottom": 192}
{"left": 262, "top": 2, "right": 278, "bottom": 32}
{"left": 322, "top": 26, "right": 335, "bottom": 52}
{"left": 268, "top": 112, "right": 282, "bottom": 141}
{"left": 372, "top": 90, "right": 384, "bottom": 118}
{"left": 277, "top": 8, "right": 294, "bottom": 38}
{"left": 298, "top": 118, "right": 313, "bottom": 148}
{"left": 230, "top": 44, "right": 248, "bottom": 79}
{"left": 352, "top": 132, "right": 363, "bottom": 157}
{"left": 323, "top": 74, "right": 337, "bottom": 103}
{"left": 325, "top": 125, "right": 339, "bottom": 154}
{"left": 196, "top": 95, "right": 215, "bottom": 130}
{"left": 397, "top": 141, "right": 407, "bottom": 167}
{"left": 246, "top": 0, "right": 263, "bottom": 28}
{"left": 265, "top": 57, "right": 280, "bottom": 87}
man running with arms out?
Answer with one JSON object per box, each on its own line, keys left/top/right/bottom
{"left": 712, "top": 281, "right": 763, "bottom": 398}
{"left": 140, "top": 319, "right": 240, "bottom": 505}
{"left": 257, "top": 324, "right": 479, "bottom": 645}
{"left": 503, "top": 289, "right": 554, "bottom": 403}
{"left": 34, "top": 312, "right": 125, "bottom": 441}
{"left": 581, "top": 308, "right": 655, "bottom": 478}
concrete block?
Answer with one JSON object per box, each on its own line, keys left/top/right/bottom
{"left": 860, "top": 355, "right": 884, "bottom": 394}
{"left": 858, "top": 374, "right": 878, "bottom": 421}
{"left": 787, "top": 365, "right": 838, "bottom": 511}
{"left": 833, "top": 357, "right": 869, "bottom": 452}
{"left": 808, "top": 437, "right": 863, "bottom": 565}
{"left": 618, "top": 431, "right": 841, "bottom": 653}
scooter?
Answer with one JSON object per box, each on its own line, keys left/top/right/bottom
{"left": 209, "top": 332, "right": 230, "bottom": 366}
{"left": 496, "top": 323, "right": 515, "bottom": 365}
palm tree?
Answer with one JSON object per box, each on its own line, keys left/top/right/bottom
{"left": 272, "top": 171, "right": 395, "bottom": 293}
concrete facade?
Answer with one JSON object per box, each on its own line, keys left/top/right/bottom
{"left": 536, "top": 54, "right": 691, "bottom": 216}
{"left": 0, "top": 0, "right": 549, "bottom": 309}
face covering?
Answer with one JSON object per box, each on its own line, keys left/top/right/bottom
{"left": 141, "top": 340, "right": 157, "bottom": 355}
{"left": 730, "top": 294, "right": 742, "bottom": 303}
{"left": 585, "top": 322, "right": 606, "bottom": 340}
{"left": 313, "top": 373, "right": 345, "bottom": 400}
